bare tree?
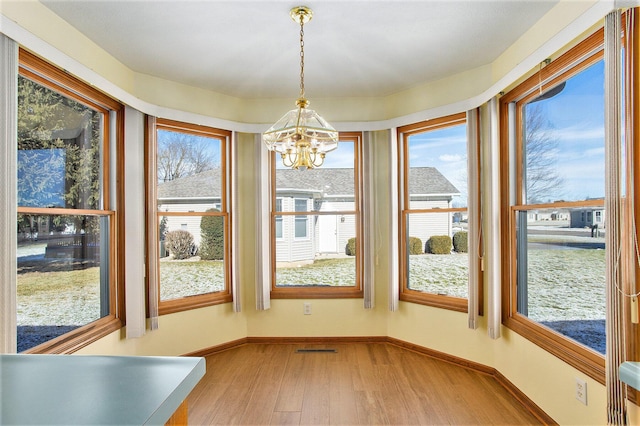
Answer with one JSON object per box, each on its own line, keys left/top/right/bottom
{"left": 524, "top": 104, "right": 564, "bottom": 203}
{"left": 157, "top": 131, "right": 219, "bottom": 182}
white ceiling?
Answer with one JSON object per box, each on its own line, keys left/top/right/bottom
{"left": 39, "top": 0, "right": 559, "bottom": 100}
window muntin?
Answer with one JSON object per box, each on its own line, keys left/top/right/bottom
{"left": 271, "top": 134, "right": 362, "bottom": 297}
{"left": 500, "top": 29, "right": 607, "bottom": 382}
{"left": 17, "top": 51, "right": 122, "bottom": 353}
{"left": 154, "top": 120, "right": 232, "bottom": 312}
{"left": 398, "top": 114, "right": 470, "bottom": 310}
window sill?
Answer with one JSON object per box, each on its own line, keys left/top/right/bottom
{"left": 159, "top": 293, "right": 233, "bottom": 315}
{"left": 23, "top": 316, "right": 123, "bottom": 354}
{"left": 400, "top": 290, "right": 468, "bottom": 313}
{"left": 271, "top": 287, "right": 363, "bottom": 299}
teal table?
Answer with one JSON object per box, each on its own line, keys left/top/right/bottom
{"left": 620, "top": 361, "right": 640, "bottom": 390}
{"left": 0, "top": 354, "right": 205, "bottom": 425}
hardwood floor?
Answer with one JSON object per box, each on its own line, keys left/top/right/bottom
{"left": 187, "top": 342, "right": 545, "bottom": 425}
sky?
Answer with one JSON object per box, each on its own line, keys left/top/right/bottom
{"left": 528, "top": 59, "right": 605, "bottom": 202}
{"left": 408, "top": 59, "right": 606, "bottom": 205}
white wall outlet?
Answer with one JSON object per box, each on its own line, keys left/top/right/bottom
{"left": 575, "top": 378, "right": 587, "bottom": 405}
{"left": 303, "top": 302, "right": 312, "bottom": 315}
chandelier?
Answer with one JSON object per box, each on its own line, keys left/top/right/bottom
{"left": 263, "top": 6, "right": 339, "bottom": 170}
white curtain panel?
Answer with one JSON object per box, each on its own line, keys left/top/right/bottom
{"left": 362, "top": 132, "right": 375, "bottom": 309}
{"left": 487, "top": 97, "right": 502, "bottom": 340}
{"left": 124, "top": 107, "right": 147, "bottom": 338}
{"left": 255, "top": 134, "right": 271, "bottom": 311}
{"left": 230, "top": 132, "right": 241, "bottom": 312}
{"left": 466, "top": 109, "right": 481, "bottom": 330}
{"left": 146, "top": 116, "right": 160, "bottom": 330}
{"left": 389, "top": 129, "right": 400, "bottom": 312}
{"left": 0, "top": 33, "right": 18, "bottom": 353}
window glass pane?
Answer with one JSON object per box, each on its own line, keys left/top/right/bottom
{"left": 272, "top": 138, "right": 359, "bottom": 290}
{"left": 159, "top": 214, "right": 225, "bottom": 301}
{"left": 515, "top": 208, "right": 605, "bottom": 354}
{"left": 407, "top": 124, "right": 467, "bottom": 210}
{"left": 294, "top": 199, "right": 308, "bottom": 238}
{"left": 406, "top": 212, "right": 469, "bottom": 298}
{"left": 523, "top": 60, "right": 604, "bottom": 204}
{"left": 17, "top": 214, "right": 110, "bottom": 352}
{"left": 157, "top": 130, "right": 222, "bottom": 212}
{"left": 18, "top": 76, "right": 103, "bottom": 210}
{"left": 275, "top": 214, "right": 356, "bottom": 287}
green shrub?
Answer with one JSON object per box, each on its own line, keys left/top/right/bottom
{"left": 199, "top": 209, "right": 224, "bottom": 260}
{"left": 345, "top": 237, "right": 356, "bottom": 256}
{"left": 426, "top": 235, "right": 452, "bottom": 254}
{"left": 453, "top": 231, "right": 468, "bottom": 253}
{"left": 165, "top": 230, "right": 195, "bottom": 260}
{"left": 408, "top": 236, "right": 423, "bottom": 255}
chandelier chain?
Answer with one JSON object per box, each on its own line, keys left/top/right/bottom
{"left": 299, "top": 16, "right": 305, "bottom": 99}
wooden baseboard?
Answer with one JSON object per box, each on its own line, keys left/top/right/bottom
{"left": 182, "top": 335, "right": 556, "bottom": 425}
{"left": 247, "top": 335, "right": 388, "bottom": 345}
{"left": 182, "top": 337, "right": 248, "bottom": 357}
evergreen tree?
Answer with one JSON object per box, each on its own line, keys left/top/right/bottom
{"left": 199, "top": 209, "right": 224, "bottom": 260}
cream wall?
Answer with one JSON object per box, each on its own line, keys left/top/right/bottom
{"left": 4, "top": 1, "right": 639, "bottom": 424}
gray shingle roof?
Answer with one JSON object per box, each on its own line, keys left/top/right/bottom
{"left": 408, "top": 167, "right": 459, "bottom": 195}
{"left": 157, "top": 169, "right": 222, "bottom": 199}
{"left": 276, "top": 168, "right": 354, "bottom": 196}
{"left": 157, "top": 167, "right": 459, "bottom": 199}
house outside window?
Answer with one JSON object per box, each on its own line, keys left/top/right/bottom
{"left": 16, "top": 50, "right": 123, "bottom": 353}
{"left": 271, "top": 133, "right": 363, "bottom": 298}
{"left": 152, "top": 119, "right": 232, "bottom": 314}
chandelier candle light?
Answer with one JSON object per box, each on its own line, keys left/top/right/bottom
{"left": 263, "top": 6, "right": 339, "bottom": 170}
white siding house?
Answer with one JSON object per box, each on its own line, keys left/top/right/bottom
{"left": 158, "top": 167, "right": 460, "bottom": 261}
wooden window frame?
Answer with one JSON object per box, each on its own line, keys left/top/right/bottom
{"left": 499, "top": 29, "right": 608, "bottom": 384}
{"left": 270, "top": 132, "right": 364, "bottom": 299}
{"left": 18, "top": 49, "right": 124, "bottom": 353}
{"left": 397, "top": 113, "right": 473, "bottom": 312}
{"left": 151, "top": 119, "right": 233, "bottom": 315}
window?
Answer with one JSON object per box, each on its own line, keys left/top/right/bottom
{"left": 270, "top": 133, "right": 363, "bottom": 298}
{"left": 500, "top": 29, "right": 606, "bottom": 381}
{"left": 151, "top": 119, "right": 232, "bottom": 314}
{"left": 294, "top": 199, "right": 309, "bottom": 238}
{"left": 16, "top": 50, "right": 123, "bottom": 353}
{"left": 397, "top": 113, "right": 472, "bottom": 311}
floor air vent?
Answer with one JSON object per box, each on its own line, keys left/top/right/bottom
{"left": 295, "top": 348, "right": 337, "bottom": 353}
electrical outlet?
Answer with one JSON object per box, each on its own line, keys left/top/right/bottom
{"left": 575, "top": 378, "right": 587, "bottom": 405}
{"left": 303, "top": 302, "right": 312, "bottom": 315}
